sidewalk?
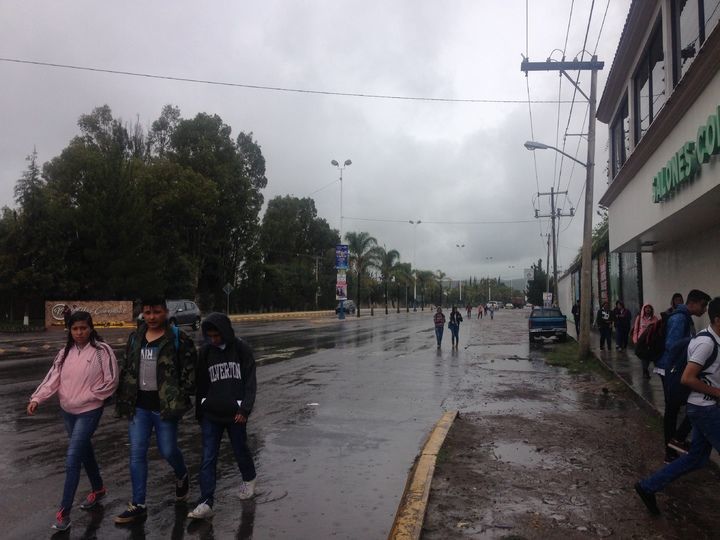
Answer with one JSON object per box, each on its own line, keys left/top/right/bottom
{"left": 580, "top": 327, "right": 665, "bottom": 415}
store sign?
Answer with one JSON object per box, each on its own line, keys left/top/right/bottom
{"left": 46, "top": 300, "right": 133, "bottom": 327}
{"left": 652, "top": 105, "right": 720, "bottom": 203}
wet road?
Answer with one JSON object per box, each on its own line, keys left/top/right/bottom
{"left": 0, "top": 309, "right": 531, "bottom": 539}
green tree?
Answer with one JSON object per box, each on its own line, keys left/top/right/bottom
{"left": 345, "top": 231, "right": 379, "bottom": 317}
{"left": 376, "top": 246, "right": 401, "bottom": 315}
{"left": 526, "top": 259, "right": 548, "bottom": 306}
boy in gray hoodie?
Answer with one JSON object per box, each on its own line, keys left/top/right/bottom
{"left": 188, "top": 312, "right": 257, "bottom": 519}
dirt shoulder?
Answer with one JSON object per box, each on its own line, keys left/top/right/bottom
{"left": 423, "top": 334, "right": 720, "bottom": 539}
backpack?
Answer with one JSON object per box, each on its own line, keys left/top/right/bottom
{"left": 665, "top": 330, "right": 719, "bottom": 403}
{"left": 634, "top": 310, "right": 689, "bottom": 364}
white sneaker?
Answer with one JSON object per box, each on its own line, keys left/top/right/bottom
{"left": 238, "top": 479, "right": 256, "bottom": 500}
{"left": 187, "top": 502, "right": 214, "bottom": 520}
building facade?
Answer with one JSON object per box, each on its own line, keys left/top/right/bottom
{"left": 588, "top": 0, "right": 720, "bottom": 323}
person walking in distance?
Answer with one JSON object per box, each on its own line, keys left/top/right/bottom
{"left": 114, "top": 297, "right": 197, "bottom": 524}
{"left": 571, "top": 300, "right": 581, "bottom": 337}
{"left": 595, "top": 301, "right": 614, "bottom": 351}
{"left": 632, "top": 303, "right": 658, "bottom": 379}
{"left": 655, "top": 289, "right": 710, "bottom": 463}
{"left": 27, "top": 311, "right": 118, "bottom": 532}
{"left": 477, "top": 304, "right": 484, "bottom": 320}
{"left": 634, "top": 296, "right": 720, "bottom": 515}
{"left": 613, "top": 301, "right": 632, "bottom": 351}
{"left": 433, "top": 307, "right": 446, "bottom": 348}
{"left": 448, "top": 306, "right": 464, "bottom": 349}
{"left": 188, "top": 313, "right": 258, "bottom": 519}
{"left": 466, "top": 304, "right": 472, "bottom": 319}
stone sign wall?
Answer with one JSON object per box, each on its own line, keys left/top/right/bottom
{"left": 45, "top": 301, "right": 133, "bottom": 328}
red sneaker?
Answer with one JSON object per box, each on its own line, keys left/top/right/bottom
{"left": 80, "top": 486, "right": 107, "bottom": 510}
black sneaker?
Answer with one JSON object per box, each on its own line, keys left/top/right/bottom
{"left": 634, "top": 482, "right": 660, "bottom": 515}
{"left": 51, "top": 508, "right": 71, "bottom": 531}
{"left": 114, "top": 503, "right": 147, "bottom": 524}
{"left": 176, "top": 473, "right": 189, "bottom": 501}
{"left": 664, "top": 447, "right": 679, "bottom": 464}
{"left": 667, "top": 439, "right": 690, "bottom": 455}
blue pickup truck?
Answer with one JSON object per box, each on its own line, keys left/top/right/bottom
{"left": 528, "top": 307, "right": 568, "bottom": 342}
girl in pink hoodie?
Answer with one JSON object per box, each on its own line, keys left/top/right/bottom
{"left": 632, "top": 303, "right": 659, "bottom": 379}
{"left": 27, "top": 311, "right": 118, "bottom": 532}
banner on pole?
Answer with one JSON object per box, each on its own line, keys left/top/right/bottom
{"left": 336, "top": 270, "right": 348, "bottom": 300}
{"left": 335, "top": 244, "right": 349, "bottom": 270}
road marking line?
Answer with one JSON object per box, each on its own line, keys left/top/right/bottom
{"left": 388, "top": 410, "right": 458, "bottom": 540}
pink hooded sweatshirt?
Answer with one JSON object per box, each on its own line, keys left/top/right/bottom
{"left": 31, "top": 342, "right": 119, "bottom": 414}
{"left": 631, "top": 303, "right": 659, "bottom": 344}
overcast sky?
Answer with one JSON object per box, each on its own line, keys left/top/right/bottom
{"left": 0, "top": 0, "right": 631, "bottom": 285}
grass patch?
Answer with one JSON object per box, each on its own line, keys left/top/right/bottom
{"left": 543, "top": 340, "right": 609, "bottom": 377}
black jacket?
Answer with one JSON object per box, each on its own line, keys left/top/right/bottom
{"left": 195, "top": 312, "right": 257, "bottom": 423}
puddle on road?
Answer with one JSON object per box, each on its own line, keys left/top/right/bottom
{"left": 491, "top": 441, "right": 562, "bottom": 468}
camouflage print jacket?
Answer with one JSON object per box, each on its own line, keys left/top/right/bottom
{"left": 115, "top": 324, "right": 197, "bottom": 420}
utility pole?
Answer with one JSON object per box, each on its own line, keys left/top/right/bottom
{"left": 545, "top": 233, "right": 551, "bottom": 295}
{"left": 521, "top": 54, "right": 603, "bottom": 360}
{"left": 536, "top": 186, "right": 573, "bottom": 305}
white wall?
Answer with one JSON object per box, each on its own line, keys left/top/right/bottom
{"left": 641, "top": 225, "right": 720, "bottom": 328}
{"left": 557, "top": 273, "right": 573, "bottom": 317}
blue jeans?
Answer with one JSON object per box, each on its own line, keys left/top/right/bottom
{"left": 449, "top": 324, "right": 459, "bottom": 342}
{"left": 60, "top": 407, "right": 104, "bottom": 511}
{"left": 199, "top": 418, "right": 256, "bottom": 505}
{"left": 434, "top": 326, "right": 444, "bottom": 345}
{"left": 128, "top": 407, "right": 187, "bottom": 505}
{"left": 640, "top": 403, "right": 720, "bottom": 493}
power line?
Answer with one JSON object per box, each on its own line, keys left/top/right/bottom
{"left": 303, "top": 178, "right": 339, "bottom": 198}
{"left": 343, "top": 216, "right": 537, "bottom": 225}
{"left": 0, "top": 57, "right": 580, "bottom": 105}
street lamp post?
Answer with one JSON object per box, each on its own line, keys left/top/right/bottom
{"left": 485, "top": 256, "right": 493, "bottom": 303}
{"left": 331, "top": 159, "right": 352, "bottom": 241}
{"left": 455, "top": 244, "right": 465, "bottom": 302}
{"left": 524, "top": 90, "right": 596, "bottom": 360}
{"left": 409, "top": 220, "right": 422, "bottom": 311}
{"left": 331, "top": 159, "right": 351, "bottom": 321}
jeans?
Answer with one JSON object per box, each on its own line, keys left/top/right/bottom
{"left": 129, "top": 407, "right": 187, "bottom": 505}
{"left": 449, "top": 324, "right": 459, "bottom": 342}
{"left": 599, "top": 327, "right": 611, "bottom": 349}
{"left": 434, "top": 326, "right": 444, "bottom": 345}
{"left": 60, "top": 407, "right": 104, "bottom": 511}
{"left": 199, "top": 418, "right": 256, "bottom": 505}
{"left": 640, "top": 403, "right": 720, "bottom": 493}
{"left": 573, "top": 317, "right": 580, "bottom": 337}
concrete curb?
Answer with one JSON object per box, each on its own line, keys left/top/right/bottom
{"left": 229, "top": 310, "right": 335, "bottom": 322}
{"left": 388, "top": 410, "right": 458, "bottom": 540}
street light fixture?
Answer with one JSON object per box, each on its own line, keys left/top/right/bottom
{"left": 331, "top": 159, "right": 352, "bottom": 241}
{"left": 524, "top": 140, "right": 588, "bottom": 169}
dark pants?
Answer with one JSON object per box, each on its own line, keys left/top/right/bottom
{"left": 60, "top": 407, "right": 104, "bottom": 511}
{"left": 199, "top": 418, "right": 256, "bottom": 505}
{"left": 449, "top": 324, "right": 459, "bottom": 343}
{"left": 662, "top": 376, "right": 692, "bottom": 446}
{"left": 615, "top": 324, "right": 630, "bottom": 349}
{"left": 640, "top": 403, "right": 720, "bottom": 493}
{"left": 599, "top": 326, "right": 611, "bottom": 349}
{"left": 573, "top": 317, "right": 580, "bottom": 336}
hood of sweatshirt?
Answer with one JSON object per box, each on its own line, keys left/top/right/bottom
{"left": 201, "top": 312, "right": 236, "bottom": 345}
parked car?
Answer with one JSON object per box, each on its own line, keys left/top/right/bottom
{"left": 335, "top": 300, "right": 357, "bottom": 314}
{"left": 528, "top": 307, "right": 567, "bottom": 342}
{"left": 505, "top": 303, "right": 514, "bottom": 309}
{"left": 137, "top": 299, "right": 202, "bottom": 330}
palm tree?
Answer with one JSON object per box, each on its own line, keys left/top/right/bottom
{"left": 376, "top": 246, "right": 401, "bottom": 315}
{"left": 345, "top": 231, "right": 379, "bottom": 317}
{"left": 415, "top": 269, "right": 435, "bottom": 310}
{"left": 393, "top": 262, "right": 413, "bottom": 313}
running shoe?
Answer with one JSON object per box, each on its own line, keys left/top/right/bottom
{"left": 80, "top": 486, "right": 107, "bottom": 510}
{"left": 238, "top": 478, "right": 256, "bottom": 500}
{"left": 188, "top": 500, "right": 214, "bottom": 519}
{"left": 51, "top": 508, "right": 70, "bottom": 531}
{"left": 114, "top": 503, "right": 147, "bottom": 524}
